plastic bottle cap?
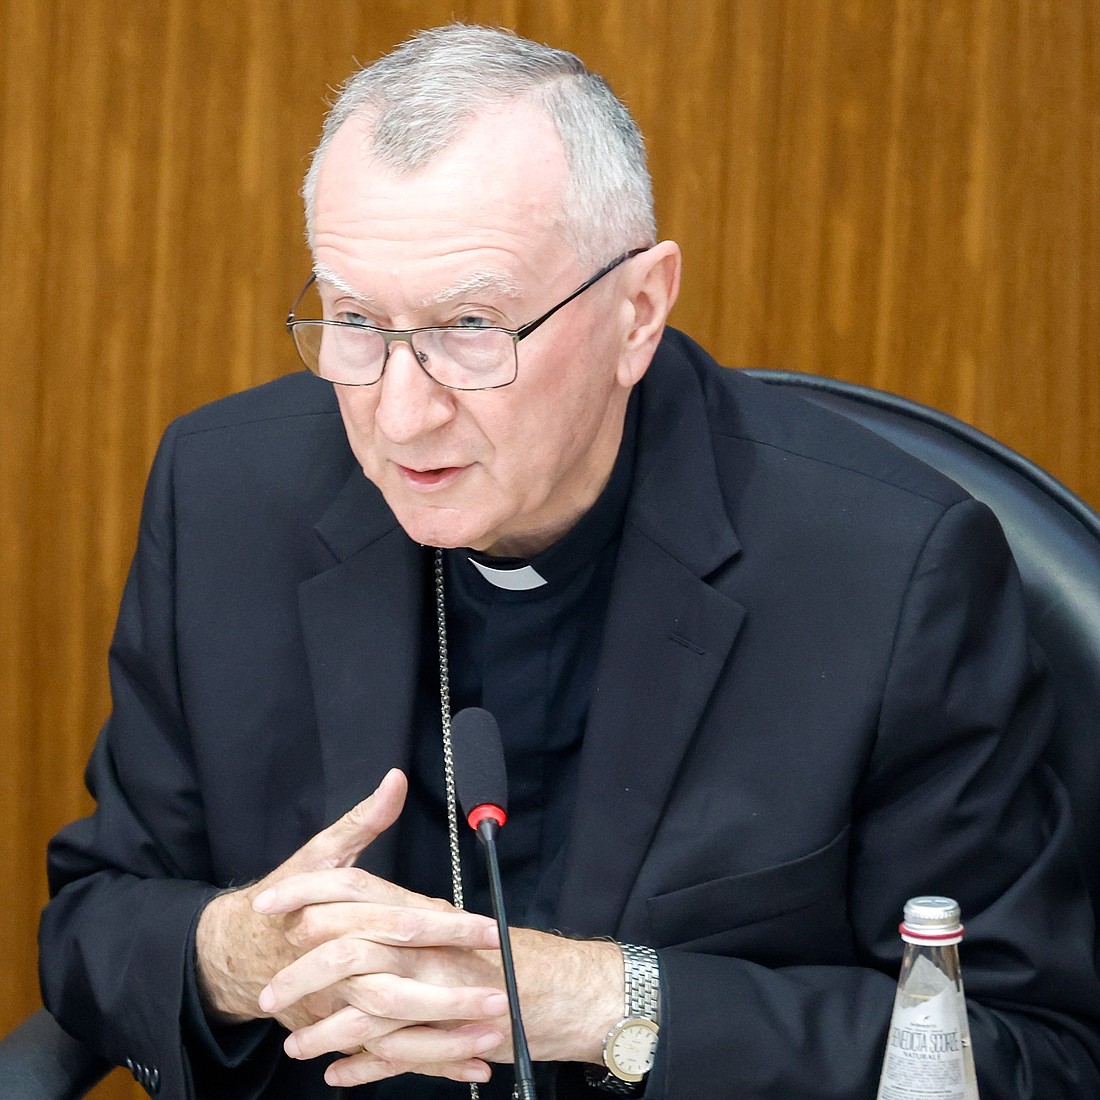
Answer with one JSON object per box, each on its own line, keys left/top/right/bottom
{"left": 900, "top": 895, "right": 964, "bottom": 944}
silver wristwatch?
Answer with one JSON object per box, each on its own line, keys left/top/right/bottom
{"left": 588, "top": 943, "right": 661, "bottom": 1094}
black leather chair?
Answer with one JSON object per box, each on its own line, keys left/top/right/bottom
{"left": 4, "top": 369, "right": 1099, "bottom": 1097}
{"left": 0, "top": 1008, "right": 109, "bottom": 1099}
{"left": 746, "top": 369, "right": 1100, "bottom": 924}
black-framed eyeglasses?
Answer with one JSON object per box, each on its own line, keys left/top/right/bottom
{"left": 285, "top": 246, "right": 651, "bottom": 391}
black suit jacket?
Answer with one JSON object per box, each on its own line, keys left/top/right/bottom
{"left": 41, "top": 329, "right": 1100, "bottom": 1098}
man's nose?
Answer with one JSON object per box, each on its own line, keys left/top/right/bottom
{"left": 373, "top": 340, "right": 455, "bottom": 443}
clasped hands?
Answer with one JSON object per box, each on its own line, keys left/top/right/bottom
{"left": 195, "top": 769, "right": 621, "bottom": 1088}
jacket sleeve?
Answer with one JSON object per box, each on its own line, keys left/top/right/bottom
{"left": 38, "top": 421, "right": 282, "bottom": 1100}
{"left": 638, "top": 500, "right": 1100, "bottom": 1099}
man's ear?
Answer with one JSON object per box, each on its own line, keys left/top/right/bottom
{"left": 616, "top": 240, "right": 682, "bottom": 387}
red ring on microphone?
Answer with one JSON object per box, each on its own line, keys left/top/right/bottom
{"left": 467, "top": 804, "right": 507, "bottom": 830}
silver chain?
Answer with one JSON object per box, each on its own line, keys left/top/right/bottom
{"left": 435, "top": 548, "right": 466, "bottom": 913}
{"left": 434, "top": 549, "right": 479, "bottom": 1100}
{"left": 434, "top": 547, "right": 521, "bottom": 1100}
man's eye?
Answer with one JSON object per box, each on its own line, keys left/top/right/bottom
{"left": 336, "top": 311, "right": 372, "bottom": 327}
{"left": 454, "top": 314, "right": 493, "bottom": 329}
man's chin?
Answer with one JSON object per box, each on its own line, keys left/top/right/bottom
{"left": 388, "top": 506, "right": 496, "bottom": 553}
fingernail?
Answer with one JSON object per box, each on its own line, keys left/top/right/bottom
{"left": 252, "top": 889, "right": 275, "bottom": 911}
{"left": 257, "top": 986, "right": 276, "bottom": 1012}
{"left": 284, "top": 1034, "right": 301, "bottom": 1058}
{"left": 380, "top": 768, "right": 404, "bottom": 792}
{"left": 463, "top": 1063, "right": 492, "bottom": 1083}
{"left": 483, "top": 993, "right": 509, "bottom": 1015}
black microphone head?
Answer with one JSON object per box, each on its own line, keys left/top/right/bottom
{"left": 451, "top": 707, "right": 509, "bottom": 824}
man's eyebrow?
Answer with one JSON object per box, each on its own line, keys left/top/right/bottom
{"left": 311, "top": 261, "right": 524, "bottom": 313}
{"left": 311, "top": 261, "right": 378, "bottom": 305}
{"left": 418, "top": 270, "right": 524, "bottom": 309}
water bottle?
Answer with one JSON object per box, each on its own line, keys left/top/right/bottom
{"left": 876, "top": 896, "right": 979, "bottom": 1100}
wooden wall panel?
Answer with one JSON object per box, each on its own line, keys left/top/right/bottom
{"left": 1, "top": 3, "right": 1095, "bottom": 1096}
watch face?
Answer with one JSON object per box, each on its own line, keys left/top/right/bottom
{"left": 609, "top": 1020, "right": 660, "bottom": 1080}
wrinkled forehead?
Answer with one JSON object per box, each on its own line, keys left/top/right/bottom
{"left": 315, "top": 103, "right": 571, "bottom": 239}
{"left": 310, "top": 104, "right": 579, "bottom": 301}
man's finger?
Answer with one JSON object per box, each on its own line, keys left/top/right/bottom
{"left": 365, "top": 1021, "right": 504, "bottom": 1068}
{"left": 277, "top": 899, "right": 500, "bottom": 954}
{"left": 285, "top": 1003, "right": 505, "bottom": 1062}
{"left": 259, "top": 940, "right": 506, "bottom": 1017}
{"left": 321, "top": 1024, "right": 500, "bottom": 1088}
{"left": 253, "top": 866, "right": 449, "bottom": 915}
{"left": 278, "top": 769, "right": 408, "bottom": 877}
{"left": 325, "top": 1049, "right": 493, "bottom": 1088}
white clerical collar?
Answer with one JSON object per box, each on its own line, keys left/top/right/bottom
{"left": 467, "top": 557, "right": 548, "bottom": 591}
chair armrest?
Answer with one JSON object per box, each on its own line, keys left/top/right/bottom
{"left": 0, "top": 1008, "right": 111, "bottom": 1100}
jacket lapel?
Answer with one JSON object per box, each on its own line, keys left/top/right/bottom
{"left": 556, "top": 352, "right": 746, "bottom": 936}
{"left": 298, "top": 468, "right": 424, "bottom": 881}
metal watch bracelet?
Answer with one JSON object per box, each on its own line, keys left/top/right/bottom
{"left": 586, "top": 943, "right": 661, "bottom": 1094}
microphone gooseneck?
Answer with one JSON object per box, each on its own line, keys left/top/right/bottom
{"left": 451, "top": 708, "right": 537, "bottom": 1100}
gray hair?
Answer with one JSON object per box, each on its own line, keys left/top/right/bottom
{"left": 302, "top": 24, "right": 656, "bottom": 267}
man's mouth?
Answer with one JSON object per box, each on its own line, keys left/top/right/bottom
{"left": 395, "top": 464, "right": 467, "bottom": 489}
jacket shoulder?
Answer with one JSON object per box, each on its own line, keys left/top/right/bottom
{"left": 172, "top": 370, "right": 341, "bottom": 439}
{"left": 657, "top": 328, "right": 969, "bottom": 511}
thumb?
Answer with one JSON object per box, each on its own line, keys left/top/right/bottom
{"left": 280, "top": 767, "right": 408, "bottom": 876}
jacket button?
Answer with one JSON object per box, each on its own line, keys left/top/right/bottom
{"left": 150, "top": 1067, "right": 161, "bottom": 1093}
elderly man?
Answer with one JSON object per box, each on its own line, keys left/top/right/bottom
{"left": 40, "top": 24, "right": 1100, "bottom": 1100}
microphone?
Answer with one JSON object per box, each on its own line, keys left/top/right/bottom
{"left": 451, "top": 708, "right": 536, "bottom": 1100}
{"left": 453, "top": 706, "right": 509, "bottom": 834}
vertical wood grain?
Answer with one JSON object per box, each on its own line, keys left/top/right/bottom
{"left": 1, "top": 4, "right": 1095, "bottom": 1097}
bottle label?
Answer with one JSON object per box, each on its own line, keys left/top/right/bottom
{"left": 877, "top": 986, "right": 972, "bottom": 1100}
